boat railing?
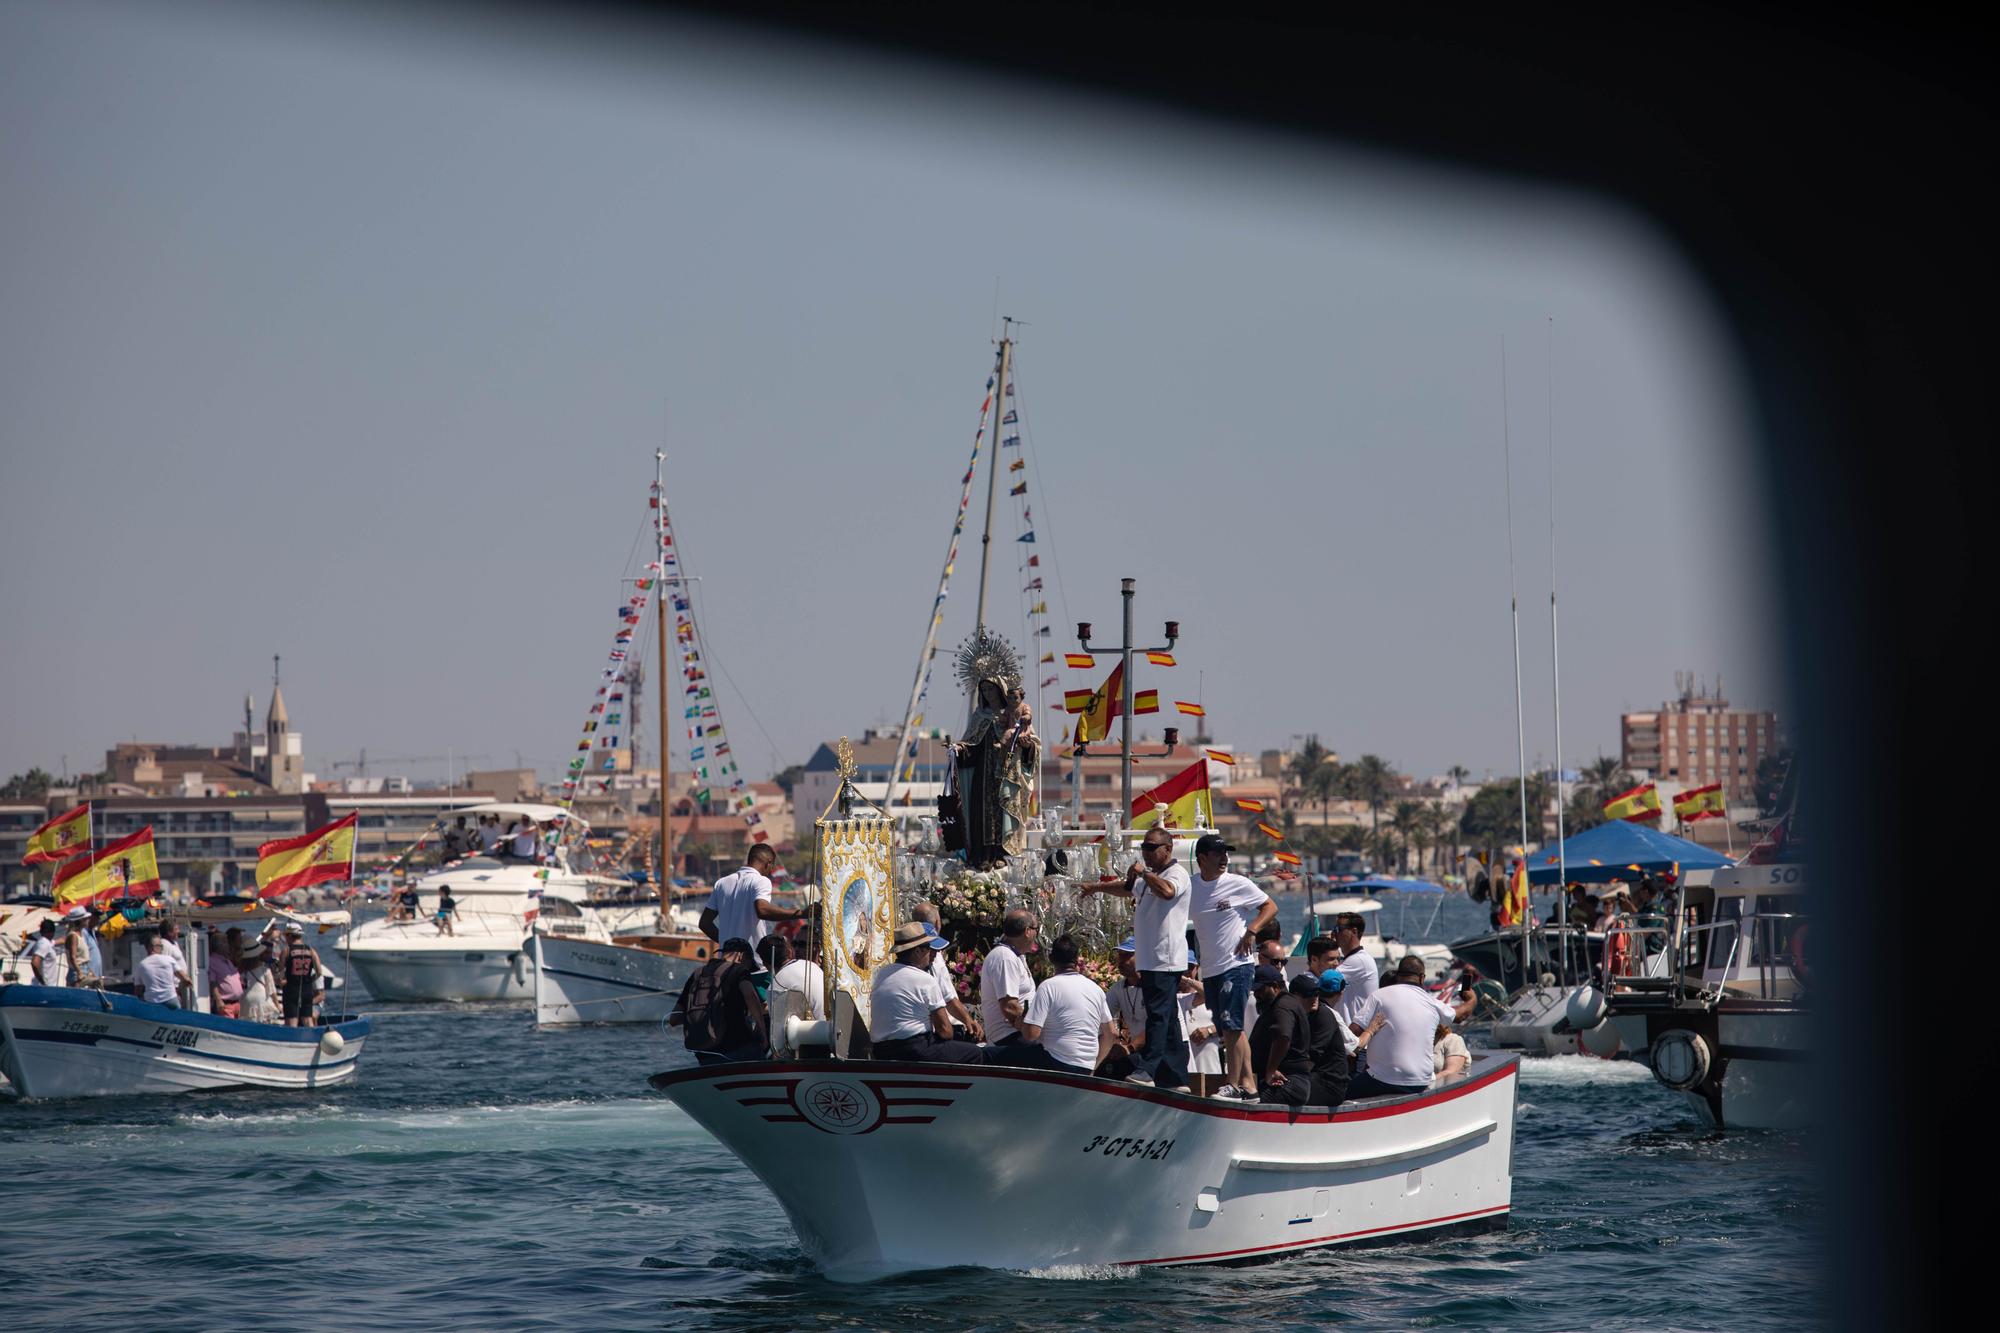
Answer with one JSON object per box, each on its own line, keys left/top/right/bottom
{"left": 1604, "top": 912, "right": 1804, "bottom": 1005}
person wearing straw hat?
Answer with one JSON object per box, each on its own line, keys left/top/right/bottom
{"left": 238, "top": 943, "right": 280, "bottom": 1024}
{"left": 869, "top": 922, "right": 986, "bottom": 1065}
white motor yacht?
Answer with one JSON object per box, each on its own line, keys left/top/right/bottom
{"left": 339, "top": 803, "right": 610, "bottom": 1003}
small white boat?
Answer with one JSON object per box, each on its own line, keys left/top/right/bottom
{"left": 0, "top": 984, "right": 367, "bottom": 1099}
{"left": 652, "top": 1054, "right": 1519, "bottom": 1280}
{"left": 1294, "top": 897, "right": 1454, "bottom": 982}
{"left": 530, "top": 930, "right": 710, "bottom": 1027}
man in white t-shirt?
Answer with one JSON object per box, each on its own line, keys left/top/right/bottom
{"left": 1081, "top": 829, "right": 1190, "bottom": 1088}
{"left": 979, "top": 909, "right": 1039, "bottom": 1047}
{"left": 1348, "top": 957, "right": 1460, "bottom": 1096}
{"left": 1021, "top": 935, "right": 1114, "bottom": 1077}
{"left": 135, "top": 936, "right": 183, "bottom": 1007}
{"left": 21, "top": 920, "right": 61, "bottom": 985}
{"left": 912, "top": 902, "right": 981, "bottom": 1039}
{"left": 766, "top": 936, "right": 828, "bottom": 1056}
{"left": 868, "top": 922, "right": 986, "bottom": 1064}
{"left": 703, "top": 846, "right": 803, "bottom": 965}
{"left": 1189, "top": 834, "right": 1278, "bottom": 1100}
{"left": 1331, "top": 911, "right": 1381, "bottom": 1033}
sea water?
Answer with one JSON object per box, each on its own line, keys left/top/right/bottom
{"left": 0, "top": 894, "right": 1817, "bottom": 1330}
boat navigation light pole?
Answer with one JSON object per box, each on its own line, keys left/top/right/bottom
{"left": 971, "top": 322, "right": 1014, "bottom": 637}
{"left": 657, "top": 448, "right": 673, "bottom": 915}
{"left": 1072, "top": 578, "right": 1177, "bottom": 822}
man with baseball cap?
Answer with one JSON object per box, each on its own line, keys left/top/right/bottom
{"left": 1308, "top": 969, "right": 1351, "bottom": 1106}
{"left": 1188, "top": 834, "right": 1277, "bottom": 1100}
{"left": 869, "top": 922, "right": 986, "bottom": 1064}
{"left": 1080, "top": 827, "right": 1192, "bottom": 1090}
{"left": 1251, "top": 973, "right": 1321, "bottom": 1105}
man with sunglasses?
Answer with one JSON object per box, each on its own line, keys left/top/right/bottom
{"left": 1081, "top": 828, "right": 1192, "bottom": 1090}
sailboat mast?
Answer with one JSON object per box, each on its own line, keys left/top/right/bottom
{"left": 1502, "top": 344, "right": 1533, "bottom": 980}
{"left": 1546, "top": 323, "right": 1569, "bottom": 986}
{"left": 656, "top": 449, "right": 673, "bottom": 909}
{"left": 972, "top": 323, "right": 1014, "bottom": 636}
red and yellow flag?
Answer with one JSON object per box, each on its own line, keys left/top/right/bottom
{"left": 1273, "top": 850, "right": 1302, "bottom": 867}
{"left": 23, "top": 802, "right": 91, "bottom": 865}
{"left": 1256, "top": 820, "right": 1284, "bottom": 840}
{"left": 1133, "top": 689, "right": 1160, "bottom": 714}
{"left": 1498, "top": 857, "right": 1530, "bottom": 927}
{"left": 1672, "top": 782, "right": 1726, "bottom": 822}
{"left": 1145, "top": 652, "right": 1176, "bottom": 667}
{"left": 1075, "top": 661, "right": 1124, "bottom": 743}
{"left": 256, "top": 812, "right": 359, "bottom": 898}
{"left": 1205, "top": 749, "right": 1234, "bottom": 765}
{"left": 1064, "top": 653, "right": 1095, "bottom": 669}
{"left": 1174, "top": 701, "right": 1205, "bottom": 717}
{"left": 1602, "top": 781, "right": 1663, "bottom": 824}
{"left": 53, "top": 827, "right": 161, "bottom": 907}
{"left": 1129, "top": 759, "right": 1213, "bottom": 830}
{"left": 1234, "top": 798, "right": 1266, "bottom": 813}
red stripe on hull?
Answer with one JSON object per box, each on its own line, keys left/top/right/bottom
{"left": 1122, "top": 1204, "right": 1512, "bottom": 1266}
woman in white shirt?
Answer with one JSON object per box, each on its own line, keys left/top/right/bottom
{"left": 238, "top": 944, "right": 280, "bottom": 1025}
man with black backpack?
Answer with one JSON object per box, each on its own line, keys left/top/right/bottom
{"left": 669, "top": 938, "right": 769, "bottom": 1065}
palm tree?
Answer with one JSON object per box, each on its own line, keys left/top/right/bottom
{"left": 1579, "top": 755, "right": 1629, "bottom": 807}
{"left": 1390, "top": 800, "right": 1425, "bottom": 875}
{"left": 1446, "top": 764, "right": 1471, "bottom": 792}
{"left": 1287, "top": 736, "right": 1330, "bottom": 801}
{"left": 1350, "top": 754, "right": 1398, "bottom": 842}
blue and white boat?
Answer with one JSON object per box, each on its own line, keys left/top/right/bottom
{"left": 0, "top": 984, "right": 368, "bottom": 1099}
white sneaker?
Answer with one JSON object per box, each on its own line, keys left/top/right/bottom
{"left": 1211, "top": 1085, "right": 1251, "bottom": 1100}
{"left": 1124, "top": 1071, "right": 1155, "bottom": 1086}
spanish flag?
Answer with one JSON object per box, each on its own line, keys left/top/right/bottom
{"left": 1602, "top": 781, "right": 1664, "bottom": 824}
{"left": 1174, "top": 701, "right": 1205, "bottom": 717}
{"left": 1498, "top": 857, "right": 1530, "bottom": 927}
{"left": 23, "top": 802, "right": 91, "bottom": 865}
{"left": 1234, "top": 798, "right": 1266, "bottom": 813}
{"left": 1064, "top": 653, "right": 1095, "bottom": 669}
{"left": 1672, "top": 782, "right": 1727, "bottom": 822}
{"left": 1129, "top": 759, "right": 1213, "bottom": 830}
{"left": 1075, "top": 661, "right": 1124, "bottom": 743}
{"left": 1273, "top": 850, "right": 1302, "bottom": 867}
{"left": 1133, "top": 689, "right": 1160, "bottom": 714}
{"left": 256, "top": 812, "right": 359, "bottom": 898}
{"left": 1205, "top": 749, "right": 1235, "bottom": 765}
{"left": 53, "top": 827, "right": 161, "bottom": 908}
{"left": 1256, "top": 820, "right": 1284, "bottom": 840}
{"left": 1145, "top": 652, "right": 1176, "bottom": 667}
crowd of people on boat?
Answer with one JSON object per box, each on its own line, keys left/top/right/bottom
{"left": 436, "top": 814, "right": 551, "bottom": 866}
{"left": 12, "top": 909, "right": 332, "bottom": 1027}
{"left": 670, "top": 834, "right": 1479, "bottom": 1105}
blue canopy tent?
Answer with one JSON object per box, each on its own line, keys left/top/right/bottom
{"left": 1523, "top": 821, "right": 1731, "bottom": 886}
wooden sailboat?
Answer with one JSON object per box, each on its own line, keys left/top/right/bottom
{"left": 532, "top": 451, "right": 718, "bottom": 1026}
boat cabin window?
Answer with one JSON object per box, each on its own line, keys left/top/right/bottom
{"left": 1706, "top": 895, "right": 1805, "bottom": 973}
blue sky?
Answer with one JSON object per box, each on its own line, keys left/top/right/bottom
{"left": 0, "top": 1, "right": 1778, "bottom": 787}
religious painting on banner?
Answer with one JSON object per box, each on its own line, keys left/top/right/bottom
{"left": 818, "top": 817, "right": 896, "bottom": 1020}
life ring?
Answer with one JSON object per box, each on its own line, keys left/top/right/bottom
{"left": 1650, "top": 1028, "right": 1711, "bottom": 1091}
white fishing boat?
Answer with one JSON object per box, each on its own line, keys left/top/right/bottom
{"left": 2, "top": 900, "right": 365, "bottom": 1099}
{"left": 0, "top": 985, "right": 366, "bottom": 1098}
{"left": 531, "top": 930, "right": 709, "bottom": 1026}
{"left": 652, "top": 1054, "right": 1518, "bottom": 1279}
{"left": 340, "top": 803, "right": 604, "bottom": 1003}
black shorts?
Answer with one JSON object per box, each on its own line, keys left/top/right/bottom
{"left": 282, "top": 975, "right": 317, "bottom": 1019}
